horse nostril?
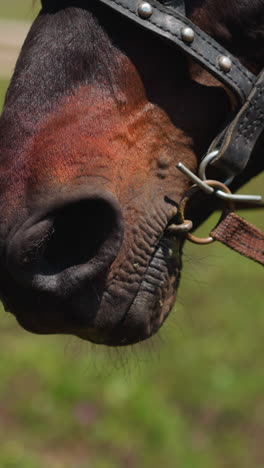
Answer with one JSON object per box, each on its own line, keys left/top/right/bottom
{"left": 44, "top": 198, "right": 121, "bottom": 272}
{"left": 7, "top": 192, "right": 123, "bottom": 292}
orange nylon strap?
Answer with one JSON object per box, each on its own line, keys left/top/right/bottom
{"left": 211, "top": 212, "right": 264, "bottom": 265}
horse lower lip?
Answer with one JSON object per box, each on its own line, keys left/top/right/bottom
{"left": 6, "top": 226, "right": 182, "bottom": 346}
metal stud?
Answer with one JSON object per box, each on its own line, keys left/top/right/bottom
{"left": 138, "top": 2, "right": 153, "bottom": 19}
{"left": 218, "top": 55, "right": 232, "bottom": 73}
{"left": 181, "top": 26, "right": 195, "bottom": 44}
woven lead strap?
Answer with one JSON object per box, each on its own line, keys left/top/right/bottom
{"left": 211, "top": 212, "right": 264, "bottom": 265}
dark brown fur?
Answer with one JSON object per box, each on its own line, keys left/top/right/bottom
{"left": 0, "top": 0, "right": 262, "bottom": 345}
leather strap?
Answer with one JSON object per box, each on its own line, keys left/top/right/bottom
{"left": 97, "top": 0, "right": 255, "bottom": 105}
{"left": 98, "top": 0, "right": 263, "bottom": 179}
{"left": 159, "top": 0, "right": 186, "bottom": 15}
{"left": 211, "top": 212, "right": 264, "bottom": 265}
{"left": 209, "top": 69, "right": 264, "bottom": 176}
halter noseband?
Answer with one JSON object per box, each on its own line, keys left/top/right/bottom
{"left": 97, "top": 0, "right": 264, "bottom": 181}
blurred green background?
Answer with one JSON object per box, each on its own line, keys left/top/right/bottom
{"left": 0, "top": 2, "right": 263, "bottom": 467}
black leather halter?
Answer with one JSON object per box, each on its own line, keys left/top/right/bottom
{"left": 97, "top": 0, "right": 264, "bottom": 180}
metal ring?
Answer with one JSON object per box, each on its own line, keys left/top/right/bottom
{"left": 166, "top": 220, "right": 193, "bottom": 234}
{"left": 198, "top": 150, "right": 219, "bottom": 181}
{"left": 198, "top": 150, "right": 234, "bottom": 186}
{"left": 179, "top": 180, "right": 232, "bottom": 245}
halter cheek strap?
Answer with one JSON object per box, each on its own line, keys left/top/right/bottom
{"left": 97, "top": 0, "right": 263, "bottom": 179}
{"left": 159, "top": 0, "right": 186, "bottom": 15}
{"left": 98, "top": 0, "right": 255, "bottom": 103}
{"left": 210, "top": 69, "right": 264, "bottom": 176}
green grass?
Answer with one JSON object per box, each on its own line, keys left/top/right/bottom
{"left": 0, "top": 5, "right": 264, "bottom": 467}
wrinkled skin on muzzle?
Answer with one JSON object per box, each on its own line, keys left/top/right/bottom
{"left": 0, "top": 3, "right": 233, "bottom": 345}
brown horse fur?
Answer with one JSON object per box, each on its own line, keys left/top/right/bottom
{"left": 0, "top": 1, "right": 262, "bottom": 345}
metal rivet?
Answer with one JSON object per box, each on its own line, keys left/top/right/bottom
{"left": 218, "top": 55, "right": 232, "bottom": 73}
{"left": 181, "top": 26, "right": 195, "bottom": 44}
{"left": 138, "top": 2, "right": 153, "bottom": 19}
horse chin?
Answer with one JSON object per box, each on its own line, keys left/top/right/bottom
{"left": 72, "top": 233, "right": 182, "bottom": 346}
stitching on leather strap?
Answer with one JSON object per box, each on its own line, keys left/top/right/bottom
{"left": 149, "top": 15, "right": 247, "bottom": 94}
{"left": 149, "top": 1, "right": 254, "bottom": 87}
{"left": 236, "top": 88, "right": 264, "bottom": 140}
